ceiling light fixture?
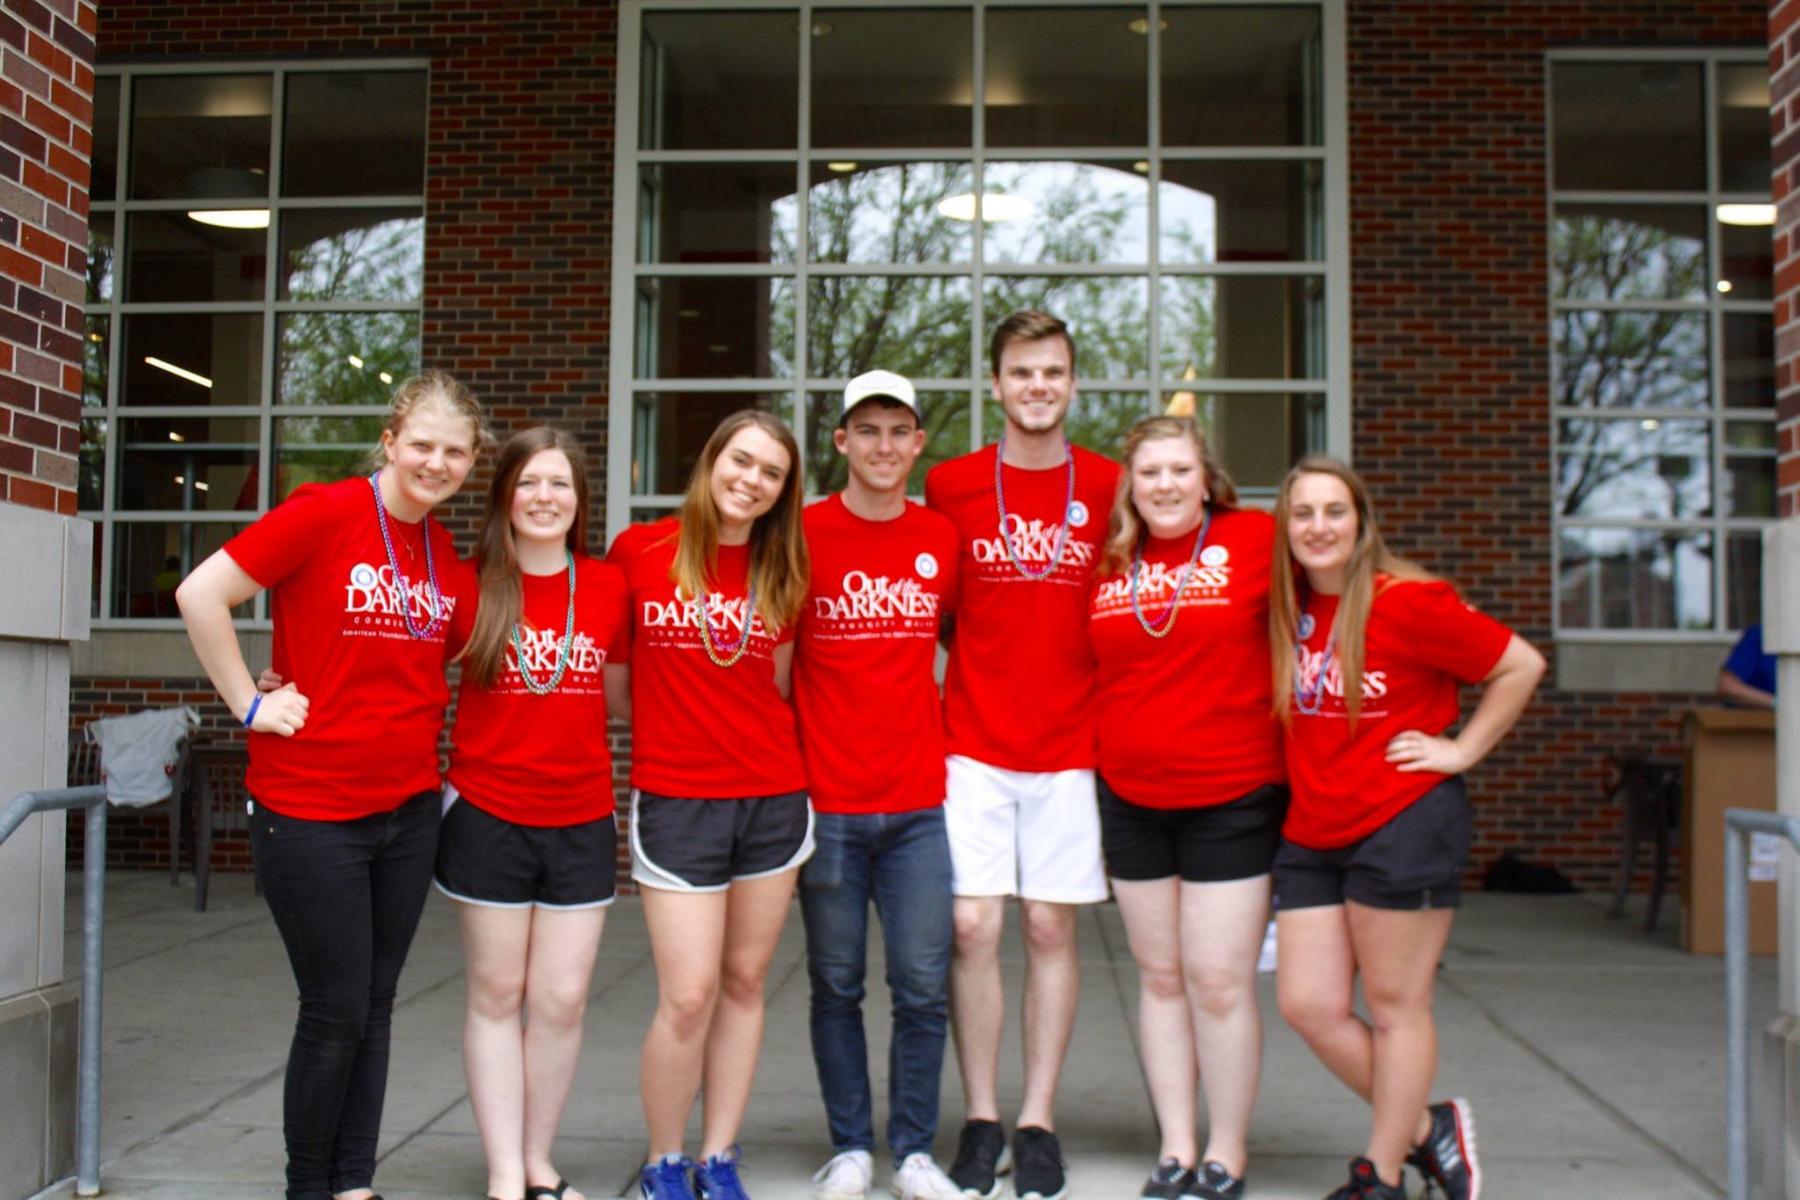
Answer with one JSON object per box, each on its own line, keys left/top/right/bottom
{"left": 1717, "top": 279, "right": 1734, "bottom": 293}
{"left": 1717, "top": 203, "right": 1775, "bottom": 227}
{"left": 145, "top": 356, "right": 213, "bottom": 389}
{"left": 1127, "top": 16, "right": 1170, "bottom": 34}
{"left": 937, "top": 192, "right": 1034, "bottom": 222}
{"left": 186, "top": 209, "right": 270, "bottom": 229}
{"left": 827, "top": 161, "right": 859, "bottom": 173}
{"left": 347, "top": 354, "right": 364, "bottom": 369}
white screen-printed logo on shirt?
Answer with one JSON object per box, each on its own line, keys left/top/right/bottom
{"left": 914, "top": 552, "right": 939, "bottom": 579}
{"left": 1068, "top": 500, "right": 1090, "bottom": 528}
{"left": 344, "top": 561, "right": 458, "bottom": 632}
{"left": 1200, "top": 544, "right": 1229, "bottom": 568}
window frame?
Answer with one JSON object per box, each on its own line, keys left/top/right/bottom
{"left": 606, "top": 0, "right": 1352, "bottom": 541}
{"left": 85, "top": 58, "right": 431, "bottom": 630}
{"left": 1547, "top": 46, "right": 1775, "bottom": 643}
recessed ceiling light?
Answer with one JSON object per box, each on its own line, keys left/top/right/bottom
{"left": 186, "top": 208, "right": 270, "bottom": 229}
{"left": 1127, "top": 16, "right": 1170, "bottom": 34}
{"left": 937, "top": 192, "right": 1034, "bottom": 223}
{"left": 1133, "top": 161, "right": 1150, "bottom": 173}
{"left": 1717, "top": 203, "right": 1775, "bottom": 227}
{"left": 347, "top": 354, "right": 364, "bottom": 369}
{"left": 1717, "top": 279, "right": 1734, "bottom": 293}
{"left": 827, "top": 161, "right": 858, "bottom": 173}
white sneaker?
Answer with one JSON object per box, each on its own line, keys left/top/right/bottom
{"left": 891, "top": 1152, "right": 963, "bottom": 1200}
{"left": 813, "top": 1149, "right": 875, "bottom": 1200}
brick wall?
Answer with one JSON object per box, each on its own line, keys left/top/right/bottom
{"left": 0, "top": 0, "right": 94, "bottom": 512}
{"left": 1347, "top": 0, "right": 1768, "bottom": 891}
{"left": 1777, "top": 0, "right": 1800, "bottom": 516}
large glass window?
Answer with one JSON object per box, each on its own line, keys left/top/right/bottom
{"left": 612, "top": 2, "right": 1346, "bottom": 533}
{"left": 83, "top": 63, "right": 428, "bottom": 624}
{"left": 1550, "top": 53, "right": 1773, "bottom": 636}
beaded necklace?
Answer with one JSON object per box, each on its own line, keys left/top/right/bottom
{"left": 1293, "top": 606, "right": 1336, "bottom": 715}
{"left": 1129, "top": 507, "right": 1212, "bottom": 638}
{"left": 368, "top": 470, "right": 446, "bottom": 640}
{"left": 993, "top": 433, "right": 1075, "bottom": 581}
{"left": 699, "top": 573, "right": 758, "bottom": 668}
{"left": 511, "top": 550, "right": 577, "bottom": 694}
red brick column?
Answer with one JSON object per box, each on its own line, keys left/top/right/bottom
{"left": 1778, "top": 0, "right": 1800, "bottom": 514}
{"left": 0, "top": 0, "right": 92, "bottom": 513}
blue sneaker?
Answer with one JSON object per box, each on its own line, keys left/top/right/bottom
{"left": 641, "top": 1153, "right": 696, "bottom": 1200}
{"left": 695, "top": 1146, "right": 752, "bottom": 1200}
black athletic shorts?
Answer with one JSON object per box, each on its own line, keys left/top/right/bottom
{"left": 629, "top": 788, "right": 814, "bottom": 892}
{"left": 1099, "top": 778, "right": 1287, "bottom": 883}
{"left": 1272, "top": 776, "right": 1471, "bottom": 912}
{"left": 434, "top": 789, "right": 617, "bottom": 909}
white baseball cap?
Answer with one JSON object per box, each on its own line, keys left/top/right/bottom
{"left": 842, "top": 369, "right": 920, "bottom": 419}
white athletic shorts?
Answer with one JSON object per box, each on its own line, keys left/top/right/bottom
{"left": 943, "top": 755, "right": 1108, "bottom": 903}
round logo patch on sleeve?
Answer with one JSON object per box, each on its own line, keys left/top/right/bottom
{"left": 1200, "top": 544, "right": 1229, "bottom": 567}
{"left": 1068, "top": 500, "right": 1090, "bottom": 528}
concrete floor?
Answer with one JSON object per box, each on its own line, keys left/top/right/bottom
{"left": 32, "top": 871, "right": 1780, "bottom": 1200}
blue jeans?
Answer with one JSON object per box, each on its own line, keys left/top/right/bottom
{"left": 251, "top": 790, "right": 440, "bottom": 1200}
{"left": 798, "top": 807, "right": 954, "bottom": 1160}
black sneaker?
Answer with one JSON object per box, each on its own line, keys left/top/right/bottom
{"left": 948, "top": 1120, "right": 1010, "bottom": 1200}
{"left": 1180, "top": 1160, "right": 1245, "bottom": 1200}
{"left": 1140, "top": 1157, "right": 1194, "bottom": 1200}
{"left": 1407, "top": 1098, "right": 1478, "bottom": 1200}
{"left": 1324, "top": 1157, "right": 1406, "bottom": 1200}
{"left": 1012, "top": 1126, "right": 1067, "bottom": 1200}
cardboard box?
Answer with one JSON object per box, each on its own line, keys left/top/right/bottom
{"left": 1682, "top": 707, "right": 1778, "bottom": 956}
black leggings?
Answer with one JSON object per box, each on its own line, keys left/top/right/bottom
{"left": 250, "top": 790, "right": 439, "bottom": 1200}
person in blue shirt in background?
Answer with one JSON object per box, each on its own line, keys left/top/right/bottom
{"left": 1719, "top": 623, "right": 1776, "bottom": 709}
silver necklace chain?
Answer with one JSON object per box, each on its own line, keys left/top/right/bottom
{"left": 1129, "top": 507, "right": 1211, "bottom": 639}
{"left": 993, "top": 434, "right": 1075, "bottom": 581}
{"left": 367, "top": 471, "right": 446, "bottom": 640}
{"left": 511, "top": 550, "right": 577, "bottom": 695}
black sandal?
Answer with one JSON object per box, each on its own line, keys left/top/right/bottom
{"left": 525, "top": 1183, "right": 570, "bottom": 1200}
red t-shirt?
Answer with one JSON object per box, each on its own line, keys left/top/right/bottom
{"left": 794, "top": 494, "right": 960, "bottom": 815}
{"left": 1088, "top": 507, "right": 1283, "bottom": 809}
{"left": 447, "top": 555, "right": 629, "bottom": 826}
{"left": 1283, "top": 578, "right": 1513, "bottom": 849}
{"left": 224, "top": 476, "right": 474, "bottom": 821}
{"left": 606, "top": 517, "right": 806, "bottom": 798}
{"left": 925, "top": 444, "right": 1121, "bottom": 772}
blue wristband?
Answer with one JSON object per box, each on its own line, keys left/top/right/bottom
{"left": 242, "top": 693, "right": 263, "bottom": 729}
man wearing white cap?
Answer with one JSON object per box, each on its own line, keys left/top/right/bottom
{"left": 794, "top": 370, "right": 964, "bottom": 1200}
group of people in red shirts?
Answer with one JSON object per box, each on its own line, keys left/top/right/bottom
{"left": 175, "top": 310, "right": 1544, "bottom": 1200}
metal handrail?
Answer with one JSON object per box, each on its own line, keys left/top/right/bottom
{"left": 0, "top": 785, "right": 107, "bottom": 1197}
{"left": 1724, "top": 807, "right": 1800, "bottom": 1200}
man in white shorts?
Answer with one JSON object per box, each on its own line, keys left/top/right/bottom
{"left": 923, "top": 311, "right": 1121, "bottom": 1200}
